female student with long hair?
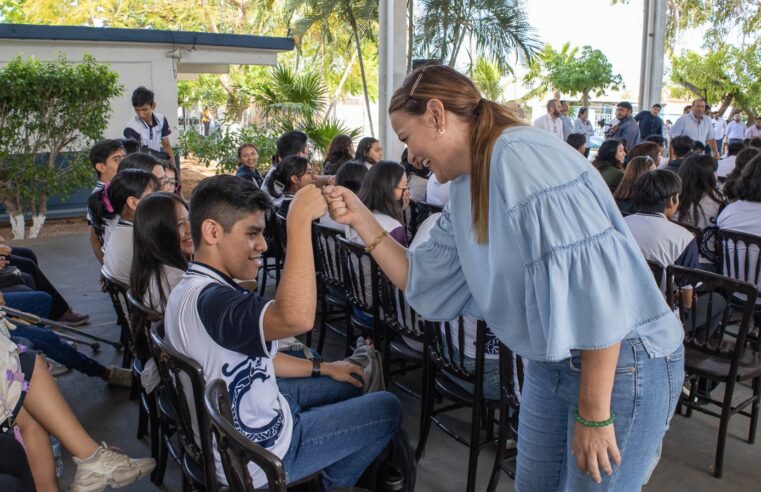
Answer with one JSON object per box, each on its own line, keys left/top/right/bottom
{"left": 613, "top": 156, "right": 657, "bottom": 214}
{"left": 326, "top": 65, "right": 683, "bottom": 490}
{"left": 99, "top": 169, "right": 161, "bottom": 285}
{"left": 322, "top": 134, "right": 355, "bottom": 175}
{"left": 266, "top": 155, "right": 315, "bottom": 214}
{"left": 355, "top": 137, "right": 383, "bottom": 169}
{"left": 676, "top": 153, "right": 725, "bottom": 229}
{"left": 593, "top": 139, "right": 627, "bottom": 193}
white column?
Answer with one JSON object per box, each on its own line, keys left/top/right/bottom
{"left": 378, "top": 0, "right": 408, "bottom": 162}
{"left": 638, "top": 0, "right": 667, "bottom": 111}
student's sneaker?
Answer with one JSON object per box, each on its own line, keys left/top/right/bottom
{"left": 105, "top": 366, "right": 133, "bottom": 388}
{"left": 69, "top": 443, "right": 155, "bottom": 492}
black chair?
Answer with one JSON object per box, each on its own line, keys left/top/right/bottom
{"left": 378, "top": 273, "right": 424, "bottom": 398}
{"left": 666, "top": 265, "right": 761, "bottom": 478}
{"left": 646, "top": 259, "right": 665, "bottom": 291}
{"left": 259, "top": 210, "right": 285, "bottom": 296}
{"left": 312, "top": 223, "right": 351, "bottom": 354}
{"left": 337, "top": 237, "right": 383, "bottom": 356}
{"left": 407, "top": 200, "right": 443, "bottom": 239}
{"left": 275, "top": 213, "right": 288, "bottom": 253}
{"left": 100, "top": 271, "right": 131, "bottom": 368}
{"left": 418, "top": 318, "right": 519, "bottom": 492}
{"left": 717, "top": 228, "right": 761, "bottom": 345}
{"left": 150, "top": 324, "right": 219, "bottom": 491}
{"left": 126, "top": 291, "right": 169, "bottom": 485}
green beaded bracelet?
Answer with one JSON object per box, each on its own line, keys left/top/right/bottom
{"left": 574, "top": 409, "right": 615, "bottom": 428}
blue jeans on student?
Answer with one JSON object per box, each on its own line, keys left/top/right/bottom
{"left": 3, "top": 291, "right": 52, "bottom": 318}
{"left": 442, "top": 346, "right": 501, "bottom": 400}
{"left": 10, "top": 324, "right": 106, "bottom": 378}
{"left": 515, "top": 338, "right": 684, "bottom": 491}
{"left": 278, "top": 376, "right": 401, "bottom": 490}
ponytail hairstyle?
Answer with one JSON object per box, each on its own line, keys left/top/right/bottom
{"left": 266, "top": 155, "right": 310, "bottom": 198}
{"left": 131, "top": 192, "right": 189, "bottom": 311}
{"left": 388, "top": 65, "right": 524, "bottom": 243}
{"left": 359, "top": 161, "right": 407, "bottom": 224}
{"left": 88, "top": 169, "right": 160, "bottom": 232}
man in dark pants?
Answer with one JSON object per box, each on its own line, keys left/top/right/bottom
{"left": 1, "top": 238, "right": 89, "bottom": 325}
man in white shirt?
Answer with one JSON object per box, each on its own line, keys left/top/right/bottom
{"left": 533, "top": 99, "right": 564, "bottom": 139}
{"left": 711, "top": 112, "right": 727, "bottom": 155}
{"left": 669, "top": 98, "right": 720, "bottom": 158}
{"left": 745, "top": 120, "right": 761, "bottom": 140}
{"left": 725, "top": 114, "right": 747, "bottom": 145}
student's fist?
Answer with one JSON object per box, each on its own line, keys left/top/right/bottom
{"left": 324, "top": 185, "right": 369, "bottom": 228}
{"left": 289, "top": 184, "right": 328, "bottom": 223}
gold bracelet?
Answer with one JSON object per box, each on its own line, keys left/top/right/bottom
{"left": 364, "top": 230, "right": 389, "bottom": 253}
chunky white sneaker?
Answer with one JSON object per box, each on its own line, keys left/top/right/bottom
{"left": 105, "top": 366, "right": 133, "bottom": 388}
{"left": 69, "top": 443, "right": 155, "bottom": 492}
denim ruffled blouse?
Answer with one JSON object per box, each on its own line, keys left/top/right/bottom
{"left": 405, "top": 126, "right": 683, "bottom": 362}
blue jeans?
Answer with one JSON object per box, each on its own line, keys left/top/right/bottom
{"left": 515, "top": 338, "right": 684, "bottom": 491}
{"left": 3, "top": 291, "right": 52, "bottom": 318}
{"left": 278, "top": 376, "right": 401, "bottom": 489}
{"left": 442, "top": 346, "right": 501, "bottom": 400}
{"left": 10, "top": 324, "right": 106, "bottom": 378}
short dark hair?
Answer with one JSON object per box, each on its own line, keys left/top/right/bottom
{"left": 275, "top": 130, "right": 308, "bottom": 161}
{"left": 358, "top": 161, "right": 406, "bottom": 223}
{"left": 727, "top": 141, "right": 745, "bottom": 156}
{"left": 644, "top": 134, "right": 665, "bottom": 147}
{"left": 118, "top": 153, "right": 165, "bottom": 174}
{"left": 633, "top": 169, "right": 681, "bottom": 214}
{"left": 120, "top": 138, "right": 141, "bottom": 154}
{"left": 189, "top": 175, "right": 273, "bottom": 248}
{"left": 89, "top": 139, "right": 125, "bottom": 176}
{"left": 693, "top": 140, "right": 706, "bottom": 152}
{"left": 617, "top": 101, "right": 633, "bottom": 111}
{"left": 131, "top": 86, "right": 155, "bottom": 107}
{"left": 670, "top": 135, "right": 694, "bottom": 158}
{"left": 633, "top": 169, "right": 682, "bottom": 213}
{"left": 566, "top": 133, "right": 586, "bottom": 151}
{"left": 651, "top": 103, "right": 662, "bottom": 110}
{"left": 335, "top": 161, "right": 368, "bottom": 194}
{"left": 738, "top": 155, "right": 761, "bottom": 202}
{"left": 750, "top": 137, "right": 761, "bottom": 149}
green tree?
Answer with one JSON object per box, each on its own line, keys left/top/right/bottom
{"left": 415, "top": 0, "right": 541, "bottom": 71}
{"left": 471, "top": 56, "right": 506, "bottom": 101}
{"left": 290, "top": 0, "right": 379, "bottom": 136}
{"left": 0, "top": 54, "right": 122, "bottom": 239}
{"left": 523, "top": 43, "right": 623, "bottom": 106}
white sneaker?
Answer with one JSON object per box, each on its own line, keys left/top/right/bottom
{"left": 105, "top": 366, "right": 133, "bottom": 388}
{"left": 69, "top": 442, "right": 155, "bottom": 492}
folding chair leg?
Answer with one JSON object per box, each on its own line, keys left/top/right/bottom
{"left": 416, "top": 360, "right": 434, "bottom": 461}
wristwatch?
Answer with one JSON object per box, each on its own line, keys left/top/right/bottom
{"left": 311, "top": 359, "right": 321, "bottom": 378}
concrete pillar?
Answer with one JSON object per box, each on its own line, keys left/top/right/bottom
{"left": 638, "top": 0, "right": 667, "bottom": 111}
{"left": 378, "top": 0, "right": 408, "bottom": 161}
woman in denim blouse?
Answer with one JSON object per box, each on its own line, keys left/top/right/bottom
{"left": 326, "top": 65, "right": 684, "bottom": 491}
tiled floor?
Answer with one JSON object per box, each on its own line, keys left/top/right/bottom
{"left": 12, "top": 232, "right": 761, "bottom": 491}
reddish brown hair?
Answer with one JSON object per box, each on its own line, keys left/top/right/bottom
{"left": 388, "top": 65, "right": 524, "bottom": 243}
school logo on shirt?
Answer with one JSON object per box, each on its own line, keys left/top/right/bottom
{"left": 222, "top": 357, "right": 284, "bottom": 448}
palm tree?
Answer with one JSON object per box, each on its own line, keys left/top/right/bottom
{"left": 415, "top": 0, "right": 541, "bottom": 71}
{"left": 471, "top": 56, "right": 506, "bottom": 101}
{"left": 289, "top": 0, "right": 379, "bottom": 136}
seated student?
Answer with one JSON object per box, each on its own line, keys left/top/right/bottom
{"left": 100, "top": 170, "right": 161, "bottom": 285}
{"left": 319, "top": 162, "right": 367, "bottom": 232}
{"left": 117, "top": 153, "right": 167, "bottom": 181}
{"left": 666, "top": 135, "right": 694, "bottom": 174}
{"left": 0, "top": 292, "right": 131, "bottom": 387}
{"left": 717, "top": 155, "right": 761, "bottom": 295}
{"left": 355, "top": 137, "right": 383, "bottom": 169}
{"left": 625, "top": 170, "right": 725, "bottom": 340}
{"left": 87, "top": 139, "right": 126, "bottom": 262}
{"left": 722, "top": 147, "right": 760, "bottom": 201}
{"left": 718, "top": 141, "right": 745, "bottom": 179}
{"left": 266, "top": 156, "right": 315, "bottom": 214}
{"left": 346, "top": 161, "right": 410, "bottom": 247}
{"left": 566, "top": 132, "right": 587, "bottom": 156}
{"left": 693, "top": 140, "right": 706, "bottom": 154}
{"left": 162, "top": 160, "right": 181, "bottom": 196}
{"left": 592, "top": 139, "right": 626, "bottom": 193}
{"left": 628, "top": 141, "right": 661, "bottom": 165}
{"left": 261, "top": 131, "right": 311, "bottom": 195}
{"left": 0, "top": 237, "right": 89, "bottom": 325}
{"left": 124, "top": 86, "right": 174, "bottom": 162}
{"left": 401, "top": 148, "right": 429, "bottom": 203}
{"left": 676, "top": 153, "right": 725, "bottom": 230}
{"left": 612, "top": 156, "right": 657, "bottom": 214}
{"left": 0, "top": 328, "right": 154, "bottom": 492}
{"left": 322, "top": 135, "right": 354, "bottom": 176}
{"left": 164, "top": 175, "right": 401, "bottom": 490}
{"left": 235, "top": 143, "right": 264, "bottom": 187}
{"left": 643, "top": 134, "right": 669, "bottom": 168}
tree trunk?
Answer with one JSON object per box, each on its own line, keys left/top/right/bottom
{"left": 676, "top": 79, "right": 706, "bottom": 100}
{"left": 582, "top": 90, "right": 590, "bottom": 107}
{"left": 407, "top": 0, "right": 414, "bottom": 73}
{"left": 715, "top": 93, "right": 733, "bottom": 117}
{"left": 346, "top": 3, "right": 375, "bottom": 137}
{"left": 28, "top": 194, "right": 47, "bottom": 239}
{"left": 2, "top": 185, "right": 24, "bottom": 239}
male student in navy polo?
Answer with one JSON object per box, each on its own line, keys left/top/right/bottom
{"left": 124, "top": 86, "right": 174, "bottom": 163}
{"left": 164, "top": 175, "right": 401, "bottom": 489}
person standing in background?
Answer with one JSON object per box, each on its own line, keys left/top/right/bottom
{"left": 560, "top": 100, "right": 574, "bottom": 140}
{"left": 712, "top": 112, "right": 727, "bottom": 156}
{"left": 634, "top": 104, "right": 663, "bottom": 142}
{"left": 726, "top": 113, "right": 747, "bottom": 145}
{"left": 533, "top": 99, "right": 564, "bottom": 140}
{"left": 201, "top": 106, "right": 212, "bottom": 137}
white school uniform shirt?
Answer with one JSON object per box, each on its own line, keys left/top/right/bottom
{"left": 624, "top": 213, "right": 695, "bottom": 267}
{"left": 102, "top": 218, "right": 134, "bottom": 285}
{"left": 123, "top": 111, "right": 171, "bottom": 153}
{"left": 717, "top": 155, "right": 737, "bottom": 178}
{"left": 165, "top": 262, "right": 291, "bottom": 488}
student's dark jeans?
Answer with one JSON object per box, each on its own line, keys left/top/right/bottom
{"left": 3, "top": 290, "right": 52, "bottom": 318}
{"left": 8, "top": 247, "right": 71, "bottom": 320}
{"left": 278, "top": 377, "right": 402, "bottom": 490}
{"left": 11, "top": 323, "right": 107, "bottom": 378}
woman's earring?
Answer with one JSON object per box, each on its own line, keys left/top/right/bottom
{"left": 436, "top": 128, "right": 445, "bottom": 139}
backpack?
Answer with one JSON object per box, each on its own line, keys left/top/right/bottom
{"left": 356, "top": 428, "right": 417, "bottom": 492}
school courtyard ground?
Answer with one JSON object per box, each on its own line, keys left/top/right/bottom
{"left": 16, "top": 231, "right": 761, "bottom": 491}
